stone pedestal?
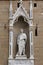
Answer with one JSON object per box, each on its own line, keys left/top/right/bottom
{"left": 15, "top": 55, "right": 27, "bottom": 59}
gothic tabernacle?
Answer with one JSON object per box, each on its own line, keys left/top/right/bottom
{"left": 8, "top": 0, "right": 34, "bottom": 65}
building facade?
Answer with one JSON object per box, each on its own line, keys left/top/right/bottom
{"left": 0, "top": 0, "right": 43, "bottom": 65}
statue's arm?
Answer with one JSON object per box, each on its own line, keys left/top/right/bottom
{"left": 24, "top": 34, "right": 27, "bottom": 42}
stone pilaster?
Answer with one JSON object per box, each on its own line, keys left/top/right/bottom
{"left": 8, "top": 27, "right": 13, "bottom": 59}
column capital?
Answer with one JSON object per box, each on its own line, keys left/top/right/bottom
{"left": 9, "top": 26, "right": 13, "bottom": 31}
{"left": 29, "top": 26, "right": 33, "bottom": 31}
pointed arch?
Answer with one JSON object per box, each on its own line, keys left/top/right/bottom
{"left": 9, "top": 5, "right": 29, "bottom": 26}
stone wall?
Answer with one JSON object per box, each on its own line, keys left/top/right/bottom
{"left": 0, "top": 1, "right": 9, "bottom": 65}
{"left": 33, "top": 1, "right": 43, "bottom": 65}
{"left": 0, "top": 1, "right": 43, "bottom": 65}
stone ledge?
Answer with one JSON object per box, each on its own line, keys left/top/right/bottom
{"left": 8, "top": 59, "right": 34, "bottom": 65}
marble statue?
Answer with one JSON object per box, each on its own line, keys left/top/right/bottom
{"left": 17, "top": 29, "right": 27, "bottom": 56}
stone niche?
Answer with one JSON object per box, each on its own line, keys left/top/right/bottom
{"left": 13, "top": 16, "right": 30, "bottom": 58}
{"left": 8, "top": 16, "right": 34, "bottom": 65}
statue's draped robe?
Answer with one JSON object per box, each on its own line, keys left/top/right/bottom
{"left": 17, "top": 33, "right": 27, "bottom": 55}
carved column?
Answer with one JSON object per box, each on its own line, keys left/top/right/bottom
{"left": 9, "top": 26, "right": 13, "bottom": 59}
{"left": 8, "top": 0, "right": 13, "bottom": 59}
{"left": 29, "top": 0, "right": 34, "bottom": 59}
{"left": 29, "top": 29, "right": 34, "bottom": 59}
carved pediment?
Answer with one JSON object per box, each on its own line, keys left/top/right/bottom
{"left": 9, "top": 5, "right": 29, "bottom": 26}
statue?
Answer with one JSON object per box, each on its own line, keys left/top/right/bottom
{"left": 17, "top": 29, "right": 27, "bottom": 56}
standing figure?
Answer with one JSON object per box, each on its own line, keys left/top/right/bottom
{"left": 17, "top": 29, "right": 27, "bottom": 56}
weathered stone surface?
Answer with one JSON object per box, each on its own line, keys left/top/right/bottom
{"left": 8, "top": 59, "right": 34, "bottom": 65}
{"left": 0, "top": 1, "right": 43, "bottom": 65}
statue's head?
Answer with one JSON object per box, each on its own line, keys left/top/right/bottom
{"left": 20, "top": 28, "right": 23, "bottom": 33}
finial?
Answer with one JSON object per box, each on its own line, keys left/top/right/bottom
{"left": 30, "top": 0, "right": 33, "bottom": 18}
{"left": 9, "top": 0, "right": 13, "bottom": 17}
{"left": 20, "top": 0, "right": 23, "bottom": 5}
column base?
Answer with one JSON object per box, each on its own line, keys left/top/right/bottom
{"left": 30, "top": 55, "right": 34, "bottom": 59}
{"left": 8, "top": 56, "right": 13, "bottom": 59}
